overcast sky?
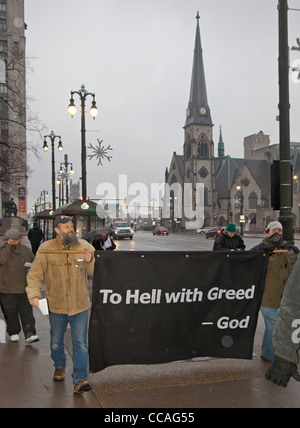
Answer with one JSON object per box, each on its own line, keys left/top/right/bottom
{"left": 24, "top": 0, "right": 300, "bottom": 211}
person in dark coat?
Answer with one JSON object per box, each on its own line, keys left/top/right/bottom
{"left": 28, "top": 223, "right": 44, "bottom": 255}
{"left": 92, "top": 233, "right": 116, "bottom": 251}
{"left": 0, "top": 229, "right": 39, "bottom": 343}
{"left": 250, "top": 221, "right": 299, "bottom": 363}
{"left": 265, "top": 255, "right": 300, "bottom": 387}
{"left": 213, "top": 223, "right": 245, "bottom": 252}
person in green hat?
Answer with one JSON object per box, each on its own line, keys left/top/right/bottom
{"left": 213, "top": 223, "right": 246, "bottom": 252}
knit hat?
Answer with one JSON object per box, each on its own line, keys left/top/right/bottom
{"left": 53, "top": 216, "right": 76, "bottom": 229}
{"left": 3, "top": 229, "right": 22, "bottom": 241}
{"left": 266, "top": 221, "right": 283, "bottom": 232}
{"left": 226, "top": 223, "right": 237, "bottom": 233}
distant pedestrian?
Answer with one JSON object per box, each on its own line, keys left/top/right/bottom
{"left": 0, "top": 229, "right": 39, "bottom": 344}
{"left": 26, "top": 216, "right": 95, "bottom": 394}
{"left": 250, "top": 221, "right": 299, "bottom": 362}
{"left": 92, "top": 233, "right": 116, "bottom": 251}
{"left": 28, "top": 222, "right": 44, "bottom": 254}
{"left": 213, "top": 223, "right": 245, "bottom": 252}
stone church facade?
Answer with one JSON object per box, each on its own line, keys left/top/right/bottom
{"left": 164, "top": 14, "right": 300, "bottom": 232}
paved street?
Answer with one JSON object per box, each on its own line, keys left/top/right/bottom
{"left": 113, "top": 230, "right": 263, "bottom": 252}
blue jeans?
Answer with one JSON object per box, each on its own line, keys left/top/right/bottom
{"left": 260, "top": 307, "right": 278, "bottom": 362}
{"left": 49, "top": 310, "right": 89, "bottom": 385}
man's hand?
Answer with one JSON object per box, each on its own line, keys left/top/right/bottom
{"left": 84, "top": 249, "right": 93, "bottom": 263}
{"left": 29, "top": 298, "right": 40, "bottom": 309}
{"left": 265, "top": 355, "right": 300, "bottom": 387}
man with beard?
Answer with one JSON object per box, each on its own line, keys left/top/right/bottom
{"left": 26, "top": 216, "right": 95, "bottom": 394}
{"left": 250, "top": 221, "right": 299, "bottom": 363}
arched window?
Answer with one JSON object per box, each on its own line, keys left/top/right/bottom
{"left": 249, "top": 192, "right": 258, "bottom": 209}
{"left": 204, "top": 188, "right": 209, "bottom": 206}
{"left": 197, "top": 134, "right": 209, "bottom": 158}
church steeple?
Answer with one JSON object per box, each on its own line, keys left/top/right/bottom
{"left": 218, "top": 126, "right": 225, "bottom": 157}
{"left": 185, "top": 12, "right": 212, "bottom": 128}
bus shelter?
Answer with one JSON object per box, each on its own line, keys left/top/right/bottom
{"left": 33, "top": 209, "right": 55, "bottom": 241}
{"left": 52, "top": 200, "right": 105, "bottom": 238}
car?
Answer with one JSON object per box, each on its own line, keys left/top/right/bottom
{"left": 153, "top": 227, "right": 169, "bottom": 236}
{"left": 112, "top": 221, "right": 134, "bottom": 240}
{"left": 196, "top": 227, "right": 212, "bottom": 234}
{"left": 205, "top": 227, "right": 225, "bottom": 239}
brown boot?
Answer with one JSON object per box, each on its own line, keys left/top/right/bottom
{"left": 53, "top": 368, "right": 65, "bottom": 382}
{"left": 73, "top": 380, "right": 91, "bottom": 394}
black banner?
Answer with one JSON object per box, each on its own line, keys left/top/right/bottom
{"left": 89, "top": 251, "right": 268, "bottom": 373}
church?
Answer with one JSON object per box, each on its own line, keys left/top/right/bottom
{"left": 164, "top": 13, "right": 300, "bottom": 232}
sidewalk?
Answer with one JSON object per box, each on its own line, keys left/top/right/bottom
{"left": 0, "top": 235, "right": 299, "bottom": 408}
{"left": 0, "top": 306, "right": 299, "bottom": 408}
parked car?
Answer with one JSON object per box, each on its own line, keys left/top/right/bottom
{"left": 205, "top": 227, "right": 225, "bottom": 239}
{"left": 196, "top": 227, "right": 212, "bottom": 234}
{"left": 153, "top": 227, "right": 169, "bottom": 236}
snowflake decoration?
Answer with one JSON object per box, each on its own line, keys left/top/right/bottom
{"left": 87, "top": 139, "right": 113, "bottom": 166}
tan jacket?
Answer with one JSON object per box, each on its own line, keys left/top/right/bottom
{"left": 26, "top": 237, "right": 95, "bottom": 316}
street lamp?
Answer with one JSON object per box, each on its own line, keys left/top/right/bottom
{"left": 43, "top": 131, "right": 63, "bottom": 211}
{"left": 236, "top": 183, "right": 244, "bottom": 236}
{"left": 68, "top": 84, "right": 98, "bottom": 200}
{"left": 59, "top": 154, "right": 75, "bottom": 204}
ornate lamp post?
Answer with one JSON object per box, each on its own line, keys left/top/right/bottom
{"left": 59, "top": 154, "right": 74, "bottom": 204}
{"left": 236, "top": 183, "right": 244, "bottom": 236}
{"left": 43, "top": 131, "right": 63, "bottom": 211}
{"left": 68, "top": 84, "right": 98, "bottom": 200}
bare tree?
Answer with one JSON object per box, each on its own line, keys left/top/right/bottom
{"left": 0, "top": 46, "right": 43, "bottom": 199}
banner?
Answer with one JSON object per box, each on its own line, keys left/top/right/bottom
{"left": 89, "top": 251, "right": 269, "bottom": 373}
{"left": 18, "top": 187, "right": 26, "bottom": 218}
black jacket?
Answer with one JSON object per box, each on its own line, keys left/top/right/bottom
{"left": 28, "top": 227, "right": 44, "bottom": 244}
{"left": 213, "top": 230, "right": 246, "bottom": 252}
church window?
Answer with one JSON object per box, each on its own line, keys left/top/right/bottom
{"left": 249, "top": 192, "right": 258, "bottom": 209}
{"left": 186, "top": 143, "right": 191, "bottom": 159}
{"left": 199, "top": 167, "right": 208, "bottom": 179}
{"left": 197, "top": 134, "right": 209, "bottom": 158}
{"left": 204, "top": 188, "right": 209, "bottom": 206}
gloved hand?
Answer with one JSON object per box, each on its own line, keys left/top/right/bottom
{"left": 265, "top": 355, "right": 300, "bottom": 387}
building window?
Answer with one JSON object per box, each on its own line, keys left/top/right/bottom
{"left": 249, "top": 192, "right": 258, "bottom": 209}
{"left": 13, "top": 42, "right": 19, "bottom": 53}
{"left": 0, "top": 99, "right": 8, "bottom": 117}
{"left": 0, "top": 19, "right": 6, "bottom": 31}
{"left": 0, "top": 40, "right": 7, "bottom": 52}
{"left": 197, "top": 134, "right": 209, "bottom": 158}
{"left": 0, "top": 82, "right": 7, "bottom": 94}
{"left": 0, "top": 0, "right": 6, "bottom": 13}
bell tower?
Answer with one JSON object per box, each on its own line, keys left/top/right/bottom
{"left": 183, "top": 13, "right": 215, "bottom": 227}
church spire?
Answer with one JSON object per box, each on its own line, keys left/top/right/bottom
{"left": 218, "top": 126, "right": 225, "bottom": 157}
{"left": 185, "top": 12, "right": 212, "bottom": 128}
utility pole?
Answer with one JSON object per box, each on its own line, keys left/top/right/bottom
{"left": 278, "top": 0, "right": 294, "bottom": 243}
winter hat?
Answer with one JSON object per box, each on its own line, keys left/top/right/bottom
{"left": 266, "top": 221, "right": 283, "bottom": 232}
{"left": 226, "top": 223, "right": 237, "bottom": 233}
{"left": 3, "top": 229, "right": 22, "bottom": 241}
{"left": 53, "top": 216, "right": 76, "bottom": 229}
